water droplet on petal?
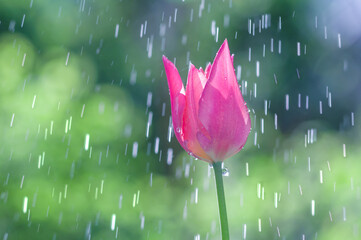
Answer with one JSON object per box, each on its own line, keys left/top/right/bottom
{"left": 176, "top": 127, "right": 181, "bottom": 133}
{"left": 222, "top": 167, "right": 229, "bottom": 176}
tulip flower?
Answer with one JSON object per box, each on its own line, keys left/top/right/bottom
{"left": 162, "top": 39, "right": 251, "bottom": 163}
{"left": 163, "top": 39, "right": 251, "bottom": 240}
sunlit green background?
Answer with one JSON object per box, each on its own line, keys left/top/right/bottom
{"left": 0, "top": 0, "right": 360, "bottom": 239}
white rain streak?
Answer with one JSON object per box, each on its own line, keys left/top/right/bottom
{"left": 195, "top": 188, "right": 199, "bottom": 204}
{"left": 343, "top": 144, "right": 346, "bottom": 157}
{"left": 146, "top": 92, "right": 153, "bottom": 107}
{"left": 315, "top": 16, "right": 318, "bottom": 28}
{"left": 146, "top": 112, "right": 153, "bottom": 138}
{"left": 130, "top": 68, "right": 137, "bottom": 85}
{"left": 324, "top": 26, "right": 328, "bottom": 39}
{"left": 261, "top": 118, "right": 264, "bottom": 134}
{"left": 243, "top": 224, "right": 247, "bottom": 239}
{"left": 84, "top": 134, "right": 90, "bottom": 151}
{"left": 258, "top": 218, "right": 262, "bottom": 232}
{"left": 168, "top": 117, "right": 172, "bottom": 142}
{"left": 343, "top": 207, "right": 347, "bottom": 221}
{"left": 174, "top": 8, "right": 178, "bottom": 23}
{"left": 253, "top": 83, "right": 257, "bottom": 98}
{"left": 140, "top": 24, "right": 144, "bottom": 38}
{"left": 328, "top": 92, "right": 332, "bottom": 107}
{"left": 278, "top": 16, "right": 282, "bottom": 30}
{"left": 285, "top": 94, "right": 289, "bottom": 111}
{"left": 10, "top": 113, "right": 15, "bottom": 127}
{"left": 274, "top": 192, "right": 278, "bottom": 208}
{"left": 147, "top": 35, "right": 153, "bottom": 58}
{"left": 23, "top": 196, "right": 28, "bottom": 213}
{"left": 248, "top": 48, "right": 251, "bottom": 62}
{"left": 22, "top": 53, "right": 26, "bottom": 67}
{"left": 351, "top": 112, "right": 354, "bottom": 126}
{"left": 306, "top": 96, "right": 309, "bottom": 110}
{"left": 115, "top": 24, "right": 119, "bottom": 38}
{"left": 270, "top": 38, "right": 274, "bottom": 52}
{"left": 245, "top": 162, "right": 249, "bottom": 176}
{"left": 320, "top": 170, "right": 323, "bottom": 184}
{"left": 338, "top": 33, "right": 342, "bottom": 48}
{"left": 256, "top": 61, "right": 260, "bottom": 77}
{"left": 274, "top": 114, "right": 278, "bottom": 130}
{"left": 140, "top": 214, "right": 145, "bottom": 229}
{"left": 236, "top": 65, "right": 242, "bottom": 80}
{"left": 319, "top": 101, "right": 323, "bottom": 114}
{"left": 132, "top": 142, "right": 138, "bottom": 158}
{"left": 278, "top": 40, "right": 282, "bottom": 54}
{"left": 154, "top": 137, "right": 160, "bottom": 154}
{"left": 211, "top": 21, "right": 216, "bottom": 36}
{"left": 297, "top": 42, "right": 301, "bottom": 56}
{"left": 21, "top": 14, "right": 26, "bottom": 28}
{"left": 65, "top": 52, "right": 70, "bottom": 66}
{"left": 311, "top": 200, "right": 315, "bottom": 216}
{"left": 167, "top": 148, "right": 173, "bottom": 165}
{"left": 32, "top": 95, "right": 36, "bottom": 109}
{"left": 111, "top": 214, "right": 116, "bottom": 231}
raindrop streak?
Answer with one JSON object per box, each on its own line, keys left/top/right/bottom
{"left": 243, "top": 224, "right": 247, "bottom": 239}
{"left": 22, "top": 53, "right": 26, "bottom": 67}
{"left": 274, "top": 114, "right": 278, "bottom": 130}
{"left": 274, "top": 193, "right": 278, "bottom": 208}
{"left": 84, "top": 134, "right": 90, "bottom": 151}
{"left": 115, "top": 24, "right": 119, "bottom": 38}
{"left": 23, "top": 197, "right": 28, "bottom": 213}
{"left": 65, "top": 52, "right": 70, "bottom": 66}
{"left": 245, "top": 162, "right": 249, "bottom": 176}
{"left": 256, "top": 61, "right": 260, "bottom": 77}
{"left": 311, "top": 200, "right": 315, "bottom": 216}
{"left": 285, "top": 94, "right": 289, "bottom": 111}
{"left": 258, "top": 218, "right": 262, "bottom": 232}
{"left": 111, "top": 214, "right": 116, "bottom": 231}
{"left": 10, "top": 114, "right": 15, "bottom": 127}
{"left": 338, "top": 33, "right": 342, "bottom": 48}
{"left": 343, "top": 144, "right": 346, "bottom": 157}
{"left": 297, "top": 42, "right": 301, "bottom": 56}
{"left": 167, "top": 148, "right": 173, "bottom": 165}
{"left": 132, "top": 142, "right": 138, "bottom": 158}
{"left": 32, "top": 95, "right": 36, "bottom": 109}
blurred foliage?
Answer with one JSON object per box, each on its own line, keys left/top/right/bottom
{"left": 0, "top": 0, "right": 360, "bottom": 239}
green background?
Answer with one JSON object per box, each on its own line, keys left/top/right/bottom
{"left": 0, "top": 0, "right": 360, "bottom": 239}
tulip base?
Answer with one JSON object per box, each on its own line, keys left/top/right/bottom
{"left": 213, "top": 162, "right": 230, "bottom": 240}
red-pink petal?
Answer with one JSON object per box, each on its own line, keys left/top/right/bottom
{"left": 162, "top": 56, "right": 187, "bottom": 150}
{"left": 182, "top": 64, "right": 211, "bottom": 161}
{"left": 205, "top": 63, "right": 212, "bottom": 79}
{"left": 197, "top": 39, "right": 251, "bottom": 161}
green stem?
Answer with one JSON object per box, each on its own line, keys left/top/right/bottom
{"left": 213, "top": 162, "right": 230, "bottom": 240}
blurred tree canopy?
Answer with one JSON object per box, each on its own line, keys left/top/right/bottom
{"left": 0, "top": 0, "right": 360, "bottom": 239}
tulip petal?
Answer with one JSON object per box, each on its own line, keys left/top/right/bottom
{"left": 197, "top": 39, "right": 251, "bottom": 161}
{"left": 162, "top": 56, "right": 187, "bottom": 150}
{"left": 205, "top": 63, "right": 212, "bottom": 79}
{"left": 182, "top": 64, "right": 211, "bottom": 162}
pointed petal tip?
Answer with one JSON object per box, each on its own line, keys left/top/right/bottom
{"left": 162, "top": 55, "right": 169, "bottom": 64}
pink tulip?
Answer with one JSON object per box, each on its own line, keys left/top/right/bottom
{"left": 163, "top": 39, "right": 251, "bottom": 163}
